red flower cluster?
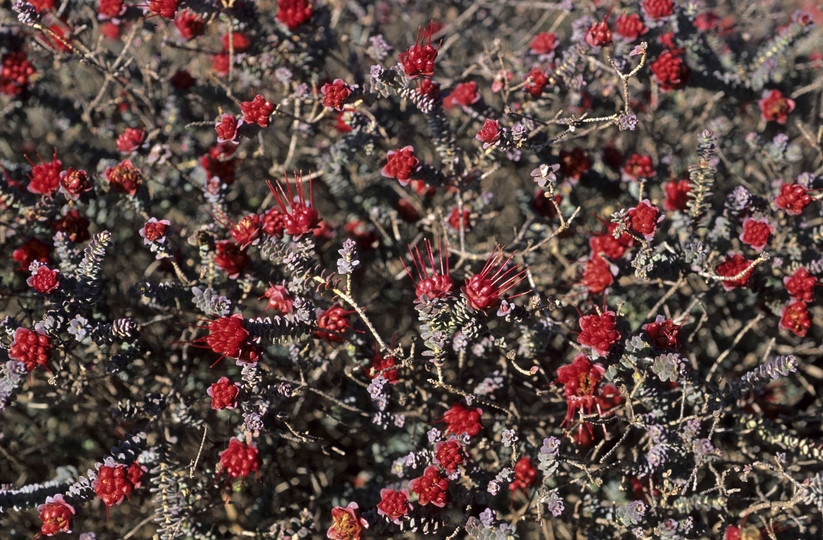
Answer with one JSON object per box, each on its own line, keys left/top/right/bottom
{"left": 60, "top": 168, "right": 92, "bottom": 200}
{"left": 775, "top": 182, "right": 812, "bottom": 215}
{"left": 434, "top": 439, "right": 465, "bottom": 474}
{"left": 586, "top": 21, "right": 613, "bottom": 48}
{"left": 208, "top": 376, "right": 240, "bottom": 410}
{"left": 739, "top": 218, "right": 773, "bottom": 251}
{"left": 627, "top": 200, "right": 662, "bottom": 240}
{"left": 215, "top": 114, "right": 241, "bottom": 144}
{"left": 147, "top": 0, "right": 178, "bottom": 19}
{"left": 524, "top": 67, "right": 548, "bottom": 97}
{"left": 582, "top": 254, "right": 615, "bottom": 295}
{"left": 321, "top": 79, "right": 352, "bottom": 111}
{"left": 28, "top": 152, "right": 63, "bottom": 195}
{"left": 1, "top": 51, "right": 36, "bottom": 97}
{"left": 557, "top": 354, "right": 609, "bottom": 427}
{"left": 381, "top": 146, "right": 420, "bottom": 185}
{"left": 267, "top": 172, "right": 322, "bottom": 236}
{"left": 277, "top": 0, "right": 313, "bottom": 31}
{"left": 314, "top": 304, "right": 352, "bottom": 342}
{"left": 447, "top": 207, "right": 472, "bottom": 231}
{"left": 616, "top": 13, "right": 648, "bottom": 40}
{"left": 715, "top": 254, "right": 754, "bottom": 291}
{"left": 759, "top": 89, "right": 795, "bottom": 124}
{"left": 219, "top": 438, "right": 260, "bottom": 484}
{"left": 651, "top": 50, "right": 690, "bottom": 91}
{"left": 643, "top": 316, "right": 681, "bottom": 350}
{"left": 327, "top": 501, "right": 368, "bottom": 540}
{"left": 93, "top": 461, "right": 144, "bottom": 512}
{"left": 98, "top": 0, "right": 124, "bottom": 19}
{"left": 779, "top": 301, "right": 812, "bottom": 337}
{"left": 476, "top": 119, "right": 501, "bottom": 147}
{"left": 175, "top": 10, "right": 206, "bottom": 40}
{"left": 221, "top": 32, "right": 250, "bottom": 52}
{"left": 200, "top": 142, "right": 237, "bottom": 185}
{"left": 261, "top": 284, "right": 294, "bottom": 315}
{"left": 446, "top": 81, "right": 480, "bottom": 107}
{"left": 590, "top": 222, "right": 634, "bottom": 259}
{"left": 622, "top": 153, "right": 655, "bottom": 181}
{"left": 409, "top": 465, "right": 448, "bottom": 507}
{"left": 116, "top": 127, "right": 145, "bottom": 153}
{"left": 784, "top": 268, "right": 817, "bottom": 303}
{"left": 463, "top": 247, "right": 526, "bottom": 312}
{"left": 577, "top": 310, "right": 621, "bottom": 356}
{"left": 215, "top": 240, "right": 249, "bottom": 278}
{"left": 377, "top": 489, "right": 410, "bottom": 524}
{"left": 51, "top": 210, "right": 90, "bottom": 243}
{"left": 399, "top": 26, "right": 441, "bottom": 79}
{"left": 27, "top": 265, "right": 60, "bottom": 294}
{"left": 367, "top": 348, "right": 399, "bottom": 383}
{"left": 442, "top": 402, "right": 483, "bottom": 437}
{"left": 105, "top": 159, "right": 143, "bottom": 195}
{"left": 240, "top": 93, "right": 275, "bottom": 127}
{"left": 509, "top": 457, "right": 538, "bottom": 494}
{"left": 13, "top": 238, "right": 51, "bottom": 272}
{"left": 261, "top": 207, "right": 286, "bottom": 237}
{"left": 403, "top": 239, "right": 454, "bottom": 301}
{"left": 194, "top": 313, "right": 260, "bottom": 364}
{"left": 663, "top": 179, "right": 691, "bottom": 211}
{"left": 37, "top": 494, "right": 75, "bottom": 537}
{"left": 642, "top": 0, "right": 675, "bottom": 20}
{"left": 9, "top": 328, "right": 52, "bottom": 373}
{"left": 530, "top": 32, "right": 558, "bottom": 54}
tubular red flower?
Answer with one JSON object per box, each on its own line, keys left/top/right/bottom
{"left": 739, "top": 218, "right": 773, "bottom": 251}
{"left": 399, "top": 25, "right": 441, "bottom": 79}
{"left": 408, "top": 465, "right": 448, "bottom": 507}
{"left": 381, "top": 146, "right": 420, "bottom": 185}
{"left": 775, "top": 182, "right": 812, "bottom": 215}
{"left": 266, "top": 172, "right": 322, "bottom": 236}
{"left": 37, "top": 494, "right": 75, "bottom": 537}
{"left": 208, "top": 376, "right": 240, "bottom": 410}
{"left": 321, "top": 79, "right": 352, "bottom": 111}
{"left": 462, "top": 247, "right": 527, "bottom": 312}
{"left": 401, "top": 238, "right": 454, "bottom": 301}
{"left": 715, "top": 254, "right": 754, "bottom": 291}
{"left": 642, "top": 315, "right": 682, "bottom": 350}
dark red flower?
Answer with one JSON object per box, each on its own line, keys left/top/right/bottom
{"left": 775, "top": 182, "right": 812, "bottom": 215}
{"left": 447, "top": 207, "right": 471, "bottom": 232}
{"left": 147, "top": 0, "right": 178, "bottom": 19}
{"left": 277, "top": 0, "right": 313, "bottom": 31}
{"left": 215, "top": 114, "right": 241, "bottom": 144}
{"left": 642, "top": 0, "right": 675, "bottom": 20}
{"left": 446, "top": 81, "right": 480, "bottom": 107}
{"left": 715, "top": 254, "right": 754, "bottom": 291}
{"left": 27, "top": 264, "right": 59, "bottom": 294}
{"left": 314, "top": 304, "right": 352, "bottom": 343}
{"left": 476, "top": 119, "right": 501, "bottom": 147}
{"left": 784, "top": 268, "right": 817, "bottom": 303}
{"left": 377, "top": 489, "right": 410, "bottom": 524}
{"left": 51, "top": 209, "right": 90, "bottom": 243}
{"left": 266, "top": 172, "right": 322, "bottom": 236}
{"left": 214, "top": 240, "right": 249, "bottom": 278}
{"left": 261, "top": 284, "right": 293, "bottom": 315}
{"left": 105, "top": 159, "right": 142, "bottom": 195}
{"left": 381, "top": 146, "right": 419, "bottom": 186}
{"left": 462, "top": 247, "right": 526, "bottom": 312}
{"left": 219, "top": 438, "right": 260, "bottom": 485}
{"left": 37, "top": 494, "right": 75, "bottom": 537}
{"left": 643, "top": 315, "right": 681, "bottom": 350}
{"left": 441, "top": 402, "right": 483, "bottom": 437}
{"left": 116, "top": 127, "right": 145, "bottom": 154}
{"left": 208, "top": 376, "right": 240, "bottom": 410}
{"left": 615, "top": 13, "right": 648, "bottom": 40}
{"left": 13, "top": 238, "right": 51, "bottom": 271}
{"left": 327, "top": 501, "right": 368, "bottom": 540}
{"left": 93, "top": 460, "right": 140, "bottom": 512}
{"left": 399, "top": 25, "right": 441, "bottom": 79}
{"left": 739, "top": 218, "right": 773, "bottom": 251}
{"left": 559, "top": 147, "right": 590, "bottom": 180}
{"left": 556, "top": 354, "right": 605, "bottom": 427}
{"left": 402, "top": 239, "right": 454, "bottom": 301}
{"left": 139, "top": 217, "right": 171, "bottom": 245}
{"left": 582, "top": 254, "right": 615, "bottom": 294}
{"left": 530, "top": 32, "right": 558, "bottom": 54}
{"left": 367, "top": 347, "right": 399, "bottom": 383}
{"left": 409, "top": 465, "right": 448, "bottom": 507}
{"left": 663, "top": 179, "right": 691, "bottom": 211}
{"left": 622, "top": 153, "right": 655, "bottom": 181}
{"left": 27, "top": 152, "right": 63, "bottom": 195}
{"left": 0, "top": 51, "right": 36, "bottom": 97}
{"left": 434, "top": 439, "right": 465, "bottom": 474}
{"left": 651, "top": 50, "right": 690, "bottom": 92}
{"left": 212, "top": 53, "right": 230, "bottom": 77}
{"left": 509, "top": 457, "right": 538, "bottom": 494}
{"left": 759, "top": 90, "right": 795, "bottom": 124}
{"left": 9, "top": 328, "right": 52, "bottom": 373}
{"left": 240, "top": 93, "right": 275, "bottom": 127}
{"left": 590, "top": 222, "right": 634, "bottom": 259}
{"left": 627, "top": 200, "right": 662, "bottom": 240}
{"left": 98, "top": 0, "right": 124, "bottom": 19}
{"left": 524, "top": 67, "right": 548, "bottom": 97}
{"left": 416, "top": 78, "right": 441, "bottom": 100}
{"left": 532, "top": 191, "right": 561, "bottom": 219}
{"left": 577, "top": 310, "right": 621, "bottom": 356}
{"left": 779, "top": 301, "right": 812, "bottom": 337}
{"left": 321, "top": 79, "right": 352, "bottom": 111}
{"left": 59, "top": 167, "right": 92, "bottom": 200}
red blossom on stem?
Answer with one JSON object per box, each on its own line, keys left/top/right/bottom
{"left": 530, "top": 32, "right": 558, "bottom": 54}
{"left": 759, "top": 90, "right": 795, "bottom": 124}
{"left": 377, "top": 489, "right": 410, "bottom": 524}
{"left": 441, "top": 402, "right": 483, "bottom": 437}
{"left": 215, "top": 114, "right": 241, "bottom": 144}
{"left": 147, "top": 0, "right": 179, "bottom": 19}
{"left": 277, "top": 0, "right": 313, "bottom": 31}
{"left": 643, "top": 315, "right": 682, "bottom": 350}
{"left": 260, "top": 284, "right": 294, "bottom": 315}
{"left": 261, "top": 207, "right": 287, "bottom": 238}
{"left": 13, "top": 238, "right": 51, "bottom": 272}
{"left": 218, "top": 438, "right": 261, "bottom": 487}
{"left": 98, "top": 0, "right": 124, "bottom": 19}
{"left": 9, "top": 328, "right": 52, "bottom": 373}
{"left": 434, "top": 439, "right": 465, "bottom": 474}
{"left": 174, "top": 10, "right": 206, "bottom": 40}
{"left": 615, "top": 13, "right": 648, "bottom": 40}
{"left": 739, "top": 218, "right": 773, "bottom": 251}
{"left": 556, "top": 354, "right": 605, "bottom": 427}
{"left": 314, "top": 304, "right": 353, "bottom": 343}
{"left": 651, "top": 50, "right": 690, "bottom": 91}
{"left": 642, "top": 0, "right": 675, "bottom": 20}
{"left": 51, "top": 210, "right": 90, "bottom": 244}
{"left": 208, "top": 376, "right": 240, "bottom": 410}
{"left": 590, "top": 221, "right": 634, "bottom": 259}
{"left": 409, "top": 465, "right": 449, "bottom": 507}
{"left": 105, "top": 159, "right": 143, "bottom": 195}
{"left": 1, "top": 51, "right": 36, "bottom": 97}
{"left": 185, "top": 313, "right": 259, "bottom": 365}
{"left": 627, "top": 200, "right": 663, "bottom": 240}
{"left": 27, "top": 264, "right": 60, "bottom": 294}
{"left": 221, "top": 32, "right": 250, "bottom": 52}
{"left": 266, "top": 172, "right": 322, "bottom": 236}
{"left": 447, "top": 207, "right": 472, "bottom": 232}
{"left": 476, "top": 118, "right": 501, "bottom": 147}
{"left": 509, "top": 457, "right": 538, "bottom": 494}
{"left": 559, "top": 147, "right": 591, "bottom": 180}
{"left": 321, "top": 79, "right": 352, "bottom": 111}
{"left": 586, "top": 21, "right": 613, "bottom": 47}
{"left": 784, "top": 268, "right": 817, "bottom": 303}
{"left": 27, "top": 151, "right": 63, "bottom": 195}
{"left": 401, "top": 239, "right": 454, "bottom": 301}
{"left": 214, "top": 240, "right": 250, "bottom": 278}
{"left": 399, "top": 25, "right": 441, "bottom": 79}
{"left": 327, "top": 501, "right": 368, "bottom": 540}
{"left": 779, "top": 301, "right": 812, "bottom": 337}
{"left": 663, "top": 179, "right": 691, "bottom": 211}
{"left": 524, "top": 67, "right": 548, "bottom": 97}
{"left": 59, "top": 167, "right": 92, "bottom": 200}
{"left": 36, "top": 494, "right": 75, "bottom": 537}
{"left": 577, "top": 309, "right": 621, "bottom": 356}
{"left": 93, "top": 460, "right": 143, "bottom": 515}
{"left": 116, "top": 127, "right": 145, "bottom": 154}
{"left": 715, "top": 254, "right": 754, "bottom": 291}
{"left": 462, "top": 247, "right": 527, "bottom": 312}
{"left": 239, "top": 93, "right": 275, "bottom": 127}
{"left": 381, "top": 146, "right": 420, "bottom": 185}
{"left": 445, "top": 81, "right": 480, "bottom": 107}
{"left": 582, "top": 254, "right": 615, "bottom": 295}
{"left": 622, "top": 153, "right": 655, "bottom": 181}
{"left": 775, "top": 182, "right": 812, "bottom": 215}
{"left": 367, "top": 347, "right": 399, "bottom": 383}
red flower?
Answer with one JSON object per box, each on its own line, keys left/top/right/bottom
{"left": 476, "top": 119, "right": 500, "bottom": 147}
{"left": 59, "top": 167, "right": 92, "bottom": 200}
{"left": 277, "top": 0, "right": 313, "bottom": 31}
{"left": 261, "top": 284, "right": 294, "bottom": 315}
{"left": 441, "top": 402, "right": 482, "bottom": 437}
{"left": 27, "top": 152, "right": 63, "bottom": 195}
{"left": 524, "top": 67, "right": 548, "bottom": 97}
{"left": 663, "top": 180, "right": 691, "bottom": 211}
{"left": 775, "top": 182, "right": 812, "bottom": 215}
{"left": 446, "top": 81, "right": 480, "bottom": 107}
{"left": 779, "top": 301, "right": 812, "bottom": 337}
{"left": 532, "top": 191, "right": 562, "bottom": 219}
{"left": 642, "top": 0, "right": 675, "bottom": 20}
{"left": 194, "top": 314, "right": 253, "bottom": 361}
{"left": 377, "top": 489, "right": 410, "bottom": 524}
{"left": 321, "top": 79, "right": 352, "bottom": 111}
{"left": 229, "top": 214, "right": 262, "bottom": 247}
{"left": 381, "top": 146, "right": 419, "bottom": 186}
{"left": 367, "top": 348, "right": 399, "bottom": 383}
{"left": 139, "top": 218, "right": 170, "bottom": 245}
{"left": 219, "top": 438, "right": 260, "bottom": 485}
{"left": 212, "top": 53, "right": 230, "bottom": 77}
{"left": 402, "top": 239, "right": 454, "bottom": 301}
{"left": 105, "top": 159, "right": 143, "bottom": 195}
{"left": 99, "top": 21, "right": 121, "bottom": 40}
{"left": 147, "top": 0, "right": 178, "bottom": 19}
{"left": 93, "top": 460, "right": 140, "bottom": 512}
{"left": 590, "top": 222, "right": 634, "bottom": 259}
{"left": 0, "top": 51, "right": 36, "bottom": 97}
{"left": 240, "top": 93, "right": 275, "bottom": 127}
{"left": 556, "top": 354, "right": 605, "bottom": 426}
{"left": 27, "top": 264, "right": 59, "bottom": 294}
{"left": 615, "top": 13, "right": 648, "bottom": 40}
{"left": 530, "top": 32, "right": 558, "bottom": 54}
{"left": 586, "top": 21, "right": 613, "bottom": 47}
{"left": 215, "top": 240, "right": 249, "bottom": 278}
{"left": 509, "top": 457, "right": 538, "bottom": 494}
{"left": 447, "top": 207, "right": 471, "bottom": 232}
{"left": 739, "top": 218, "right": 773, "bottom": 251}
{"left": 327, "top": 501, "right": 368, "bottom": 540}
{"left": 221, "top": 32, "right": 250, "bottom": 52}
{"left": 266, "top": 172, "right": 322, "bottom": 236}
{"left": 215, "top": 114, "right": 241, "bottom": 144}
{"left": 622, "top": 153, "right": 655, "bottom": 181}
{"left": 784, "top": 268, "right": 817, "bottom": 303}
{"left": 416, "top": 78, "right": 441, "bottom": 100}
{"left": 434, "top": 439, "right": 465, "bottom": 474}
{"left": 577, "top": 310, "right": 621, "bottom": 356}
{"left": 98, "top": 0, "right": 124, "bottom": 19}
{"left": 643, "top": 315, "right": 681, "bottom": 350}
{"left": 37, "top": 494, "right": 75, "bottom": 537}
{"left": 261, "top": 207, "right": 286, "bottom": 237}
{"left": 9, "top": 328, "right": 52, "bottom": 373}
{"left": 759, "top": 90, "right": 795, "bottom": 124}
{"left": 399, "top": 25, "right": 441, "bottom": 79}
{"left": 559, "top": 147, "right": 590, "bottom": 180}
{"left": 651, "top": 50, "right": 690, "bottom": 92}
{"left": 715, "top": 254, "right": 754, "bottom": 291}
{"left": 409, "top": 465, "right": 449, "bottom": 507}
{"left": 51, "top": 209, "right": 90, "bottom": 243}
{"left": 582, "top": 254, "right": 615, "bottom": 294}
{"left": 12, "top": 238, "right": 51, "bottom": 272}
{"left": 627, "top": 200, "right": 662, "bottom": 240}
{"left": 116, "top": 127, "right": 145, "bottom": 153}
{"left": 462, "top": 247, "right": 526, "bottom": 312}
{"left": 314, "top": 304, "right": 352, "bottom": 342}
{"left": 208, "top": 376, "right": 240, "bottom": 410}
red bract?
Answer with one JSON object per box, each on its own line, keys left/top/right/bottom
{"left": 314, "top": 304, "right": 352, "bottom": 342}
{"left": 577, "top": 310, "right": 621, "bottom": 357}
{"left": 0, "top": 51, "right": 36, "bottom": 97}
{"left": 524, "top": 67, "right": 548, "bottom": 97}
{"left": 224, "top": 214, "right": 262, "bottom": 248}
{"left": 642, "top": 0, "right": 675, "bottom": 20}
{"left": 586, "top": 21, "right": 613, "bottom": 47}
{"left": 530, "top": 32, "right": 558, "bottom": 54}
{"left": 627, "top": 200, "right": 662, "bottom": 240}
{"left": 327, "top": 501, "right": 368, "bottom": 540}
{"left": 261, "top": 207, "right": 287, "bottom": 237}
{"left": 446, "top": 81, "right": 480, "bottom": 107}
{"left": 215, "top": 114, "right": 241, "bottom": 144}
{"left": 116, "top": 127, "right": 145, "bottom": 153}
{"left": 214, "top": 240, "right": 249, "bottom": 278}
{"left": 218, "top": 438, "right": 260, "bottom": 485}
{"left": 759, "top": 90, "right": 795, "bottom": 124}
{"left": 462, "top": 247, "right": 526, "bottom": 312}
{"left": 148, "top": 0, "right": 178, "bottom": 18}
{"left": 381, "top": 146, "right": 419, "bottom": 186}
{"left": 663, "top": 179, "right": 691, "bottom": 211}
{"left": 93, "top": 461, "right": 140, "bottom": 513}
{"left": 779, "top": 301, "right": 812, "bottom": 337}
{"left": 208, "top": 376, "right": 240, "bottom": 410}
{"left": 715, "top": 254, "right": 754, "bottom": 291}
{"left": 37, "top": 494, "right": 75, "bottom": 537}
{"left": 59, "top": 167, "right": 92, "bottom": 200}
{"left": 321, "top": 79, "right": 352, "bottom": 111}
{"left": 27, "top": 265, "right": 59, "bottom": 294}
{"left": 582, "top": 254, "right": 615, "bottom": 295}
{"left": 651, "top": 50, "right": 690, "bottom": 91}
{"left": 476, "top": 119, "right": 501, "bottom": 147}
{"left": 590, "top": 222, "right": 634, "bottom": 259}
{"left": 559, "top": 147, "right": 591, "bottom": 180}
{"left": 739, "top": 218, "right": 773, "bottom": 251}
{"left": 174, "top": 10, "right": 206, "bottom": 39}
{"left": 442, "top": 402, "right": 483, "bottom": 437}
{"left": 9, "top": 328, "right": 52, "bottom": 372}
{"left": 13, "top": 238, "right": 51, "bottom": 272}
{"left": 240, "top": 93, "right": 275, "bottom": 127}
{"left": 277, "top": 0, "right": 313, "bottom": 31}
{"left": 377, "top": 489, "right": 410, "bottom": 524}
{"left": 399, "top": 25, "right": 441, "bottom": 79}
{"left": 784, "top": 268, "right": 817, "bottom": 303}
{"left": 27, "top": 152, "right": 63, "bottom": 195}
{"left": 105, "top": 159, "right": 143, "bottom": 195}
{"left": 616, "top": 13, "right": 648, "bottom": 40}
{"left": 409, "top": 465, "right": 449, "bottom": 507}
{"left": 402, "top": 239, "right": 454, "bottom": 301}
{"left": 643, "top": 316, "right": 681, "bottom": 350}
{"left": 622, "top": 153, "right": 655, "bottom": 181}
{"left": 434, "top": 439, "right": 465, "bottom": 474}
{"left": 775, "top": 182, "right": 812, "bottom": 215}
{"left": 51, "top": 210, "right": 90, "bottom": 243}
{"left": 261, "top": 284, "right": 294, "bottom": 315}
{"left": 510, "top": 457, "right": 538, "bottom": 494}
{"left": 267, "top": 172, "right": 322, "bottom": 236}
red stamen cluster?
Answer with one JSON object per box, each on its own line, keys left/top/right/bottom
{"left": 1, "top": 51, "right": 36, "bottom": 97}
{"left": 739, "top": 218, "right": 773, "bottom": 251}
{"left": 27, "top": 152, "right": 63, "bottom": 195}
{"left": 60, "top": 168, "right": 92, "bottom": 200}
{"left": 9, "top": 328, "right": 52, "bottom": 372}
{"left": 408, "top": 465, "right": 448, "bottom": 507}
{"left": 93, "top": 461, "right": 144, "bottom": 512}
{"left": 442, "top": 402, "right": 483, "bottom": 437}
{"left": 509, "top": 456, "right": 538, "bottom": 494}
{"left": 462, "top": 247, "right": 526, "bottom": 312}
{"left": 321, "top": 79, "right": 352, "bottom": 111}
{"left": 377, "top": 489, "right": 410, "bottom": 524}
{"left": 239, "top": 93, "right": 275, "bottom": 127}
{"left": 779, "top": 301, "right": 812, "bottom": 337}
{"left": 399, "top": 26, "right": 441, "bottom": 79}
{"left": 715, "top": 254, "right": 754, "bottom": 291}
{"left": 208, "top": 376, "right": 240, "bottom": 410}
{"left": 381, "top": 146, "right": 420, "bottom": 186}
{"left": 314, "top": 304, "right": 352, "bottom": 343}
{"left": 218, "top": 438, "right": 261, "bottom": 484}
{"left": 643, "top": 316, "right": 681, "bottom": 350}
{"left": 557, "top": 354, "right": 605, "bottom": 427}
{"left": 327, "top": 502, "right": 368, "bottom": 540}
{"left": 267, "top": 172, "right": 322, "bottom": 236}
{"left": 191, "top": 313, "right": 260, "bottom": 364}
{"left": 627, "top": 200, "right": 662, "bottom": 240}
{"left": 577, "top": 310, "right": 621, "bottom": 356}
{"left": 434, "top": 439, "right": 465, "bottom": 474}
{"left": 775, "top": 182, "right": 812, "bottom": 215}
{"left": 784, "top": 268, "right": 817, "bottom": 302}
{"left": 277, "top": 0, "right": 313, "bottom": 31}
{"left": 759, "top": 90, "right": 795, "bottom": 124}
{"left": 402, "top": 239, "right": 454, "bottom": 301}
{"left": 27, "top": 265, "right": 60, "bottom": 294}
{"left": 116, "top": 127, "right": 145, "bottom": 154}
{"left": 37, "top": 495, "right": 75, "bottom": 537}
{"left": 105, "top": 159, "right": 143, "bottom": 195}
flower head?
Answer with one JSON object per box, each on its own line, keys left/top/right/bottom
{"left": 27, "top": 264, "right": 60, "bottom": 294}
{"left": 642, "top": 0, "right": 675, "bottom": 20}
{"left": 321, "top": 79, "right": 352, "bottom": 111}
{"left": 214, "top": 240, "right": 250, "bottom": 278}
{"left": 759, "top": 90, "right": 795, "bottom": 124}
{"left": 277, "top": 0, "right": 313, "bottom": 31}
{"left": 779, "top": 301, "right": 812, "bottom": 337}
{"left": 27, "top": 151, "right": 62, "bottom": 195}
{"left": 622, "top": 153, "right": 655, "bottom": 181}
{"left": 445, "top": 81, "right": 480, "bottom": 107}
{"left": 651, "top": 50, "right": 690, "bottom": 91}
{"left": 377, "top": 489, "right": 411, "bottom": 524}
{"left": 476, "top": 118, "right": 501, "bottom": 148}
{"left": 577, "top": 310, "right": 621, "bottom": 356}
{"left": 219, "top": 438, "right": 261, "bottom": 485}
{"left": 260, "top": 283, "right": 294, "bottom": 315}
{"left": 409, "top": 465, "right": 449, "bottom": 507}
{"left": 116, "top": 127, "right": 145, "bottom": 154}
{"left": 215, "top": 114, "right": 241, "bottom": 144}
{"left": 9, "top": 328, "right": 52, "bottom": 373}
{"left": 327, "top": 501, "right": 368, "bottom": 540}
{"left": 314, "top": 304, "right": 353, "bottom": 343}
{"left": 37, "top": 494, "right": 75, "bottom": 537}
{"left": 643, "top": 315, "right": 682, "bottom": 350}
{"left": 784, "top": 268, "right": 817, "bottom": 302}
{"left": 381, "top": 146, "right": 420, "bottom": 186}
{"left": 434, "top": 439, "right": 465, "bottom": 474}
{"left": 93, "top": 460, "right": 142, "bottom": 514}
{"left": 582, "top": 254, "right": 616, "bottom": 295}
{"left": 402, "top": 239, "right": 454, "bottom": 301}
{"left": 399, "top": 24, "right": 441, "bottom": 78}
{"left": 59, "top": 167, "right": 92, "bottom": 200}
{"left": 510, "top": 457, "right": 538, "bottom": 494}
{"left": 739, "top": 218, "right": 773, "bottom": 251}
{"left": 139, "top": 218, "right": 171, "bottom": 246}
{"left": 208, "top": 376, "right": 240, "bottom": 410}
{"left": 105, "top": 159, "right": 142, "bottom": 195}
{"left": 627, "top": 200, "right": 663, "bottom": 240}
{"left": 462, "top": 247, "right": 526, "bottom": 312}
{"left": 441, "top": 402, "right": 483, "bottom": 437}
{"left": 239, "top": 93, "right": 275, "bottom": 127}
{"left": 266, "top": 172, "right": 322, "bottom": 236}
{"left": 775, "top": 182, "right": 812, "bottom": 215}
{"left": 524, "top": 67, "right": 548, "bottom": 97}
{"left": 715, "top": 254, "right": 754, "bottom": 291}
{"left": 663, "top": 179, "right": 691, "bottom": 211}
{"left": 615, "top": 13, "right": 648, "bottom": 41}
{"left": 530, "top": 32, "right": 558, "bottom": 54}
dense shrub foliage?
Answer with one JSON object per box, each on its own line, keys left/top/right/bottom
{"left": 1, "top": 0, "right": 823, "bottom": 538}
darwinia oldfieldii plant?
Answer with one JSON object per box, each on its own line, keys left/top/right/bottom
{"left": 1, "top": 1, "right": 823, "bottom": 539}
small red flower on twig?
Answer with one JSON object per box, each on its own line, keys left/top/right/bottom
{"left": 381, "top": 146, "right": 420, "bottom": 186}
{"left": 105, "top": 159, "right": 143, "bottom": 195}
{"left": 434, "top": 439, "right": 465, "bottom": 474}
{"left": 582, "top": 254, "right": 616, "bottom": 295}
{"left": 327, "top": 501, "right": 368, "bottom": 539}
{"left": 627, "top": 200, "right": 663, "bottom": 240}
{"left": 509, "top": 457, "right": 538, "bottom": 494}
{"left": 239, "top": 93, "right": 275, "bottom": 127}
{"left": 779, "top": 301, "right": 812, "bottom": 337}
{"left": 218, "top": 438, "right": 261, "bottom": 489}
{"left": 214, "top": 240, "right": 249, "bottom": 278}
{"left": 266, "top": 172, "right": 322, "bottom": 236}
{"left": 36, "top": 494, "right": 75, "bottom": 538}
{"left": 651, "top": 50, "right": 690, "bottom": 91}
{"left": 27, "top": 264, "right": 60, "bottom": 294}
{"left": 577, "top": 309, "right": 621, "bottom": 356}
{"left": 784, "top": 268, "right": 817, "bottom": 303}
{"left": 663, "top": 179, "right": 691, "bottom": 211}
{"left": 775, "top": 182, "right": 812, "bottom": 215}
{"left": 643, "top": 315, "right": 682, "bottom": 350}
{"left": 314, "top": 304, "right": 353, "bottom": 343}
{"left": 409, "top": 465, "right": 449, "bottom": 507}
{"left": 759, "top": 90, "right": 795, "bottom": 124}
{"left": 402, "top": 238, "right": 454, "bottom": 301}
{"left": 715, "top": 254, "right": 754, "bottom": 291}
{"left": 321, "top": 79, "right": 352, "bottom": 111}
{"left": 441, "top": 402, "right": 483, "bottom": 437}
{"left": 9, "top": 328, "right": 52, "bottom": 374}
{"left": 27, "top": 151, "right": 63, "bottom": 195}
{"left": 208, "top": 376, "right": 240, "bottom": 410}
{"left": 739, "top": 218, "right": 773, "bottom": 251}
{"left": 462, "top": 247, "right": 527, "bottom": 312}
{"left": 399, "top": 24, "right": 441, "bottom": 79}
{"left": 377, "top": 489, "right": 410, "bottom": 524}
{"left": 260, "top": 284, "right": 294, "bottom": 315}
